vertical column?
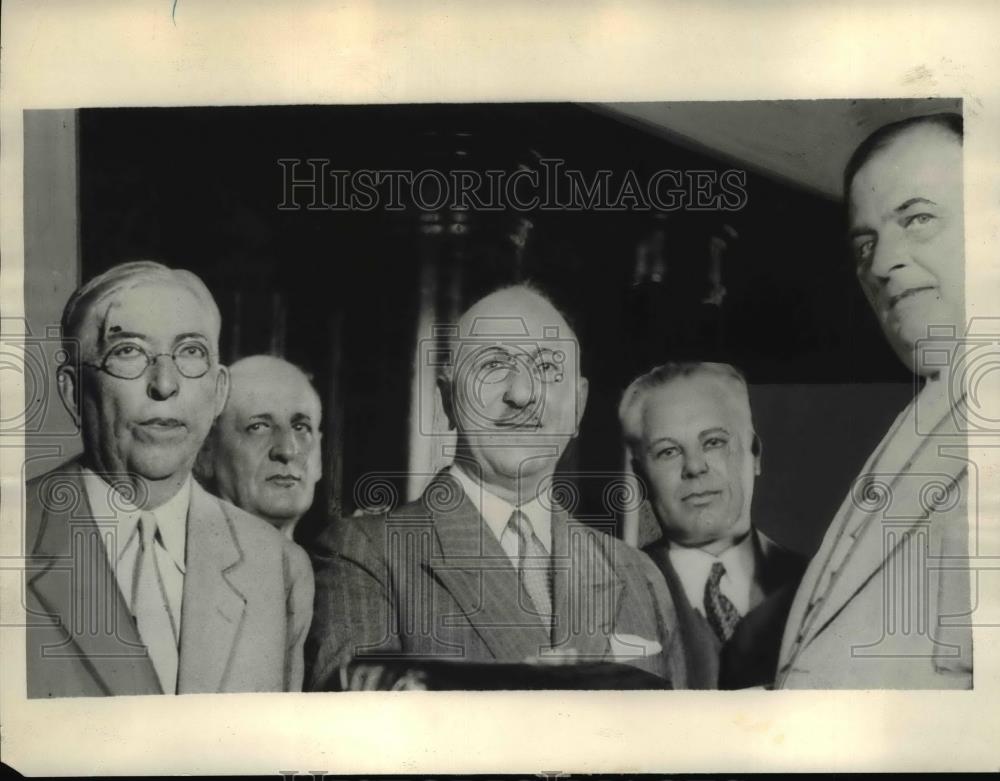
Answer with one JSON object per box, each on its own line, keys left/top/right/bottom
{"left": 22, "top": 109, "right": 82, "bottom": 479}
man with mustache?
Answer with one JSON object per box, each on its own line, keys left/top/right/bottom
{"left": 777, "top": 112, "right": 973, "bottom": 688}
{"left": 620, "top": 362, "right": 805, "bottom": 689}
{"left": 306, "top": 283, "right": 686, "bottom": 689}
{"left": 195, "top": 355, "right": 323, "bottom": 540}
{"left": 25, "top": 261, "right": 314, "bottom": 697}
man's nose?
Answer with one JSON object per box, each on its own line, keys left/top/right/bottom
{"left": 146, "top": 355, "right": 180, "bottom": 400}
{"left": 681, "top": 451, "right": 709, "bottom": 479}
{"left": 502, "top": 364, "right": 536, "bottom": 408}
{"left": 869, "top": 230, "right": 910, "bottom": 283}
{"left": 269, "top": 429, "right": 300, "bottom": 463}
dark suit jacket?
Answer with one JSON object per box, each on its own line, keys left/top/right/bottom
{"left": 25, "top": 461, "right": 315, "bottom": 697}
{"left": 305, "top": 471, "right": 687, "bottom": 690}
{"left": 639, "top": 506, "right": 805, "bottom": 689}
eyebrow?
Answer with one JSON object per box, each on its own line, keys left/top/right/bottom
{"left": 473, "top": 346, "right": 514, "bottom": 360}
{"left": 646, "top": 436, "right": 680, "bottom": 452}
{"left": 105, "top": 330, "right": 146, "bottom": 341}
{"left": 103, "top": 330, "right": 209, "bottom": 344}
{"left": 291, "top": 413, "right": 314, "bottom": 423}
{"left": 247, "top": 413, "right": 275, "bottom": 422}
{"left": 848, "top": 197, "right": 939, "bottom": 241}
{"left": 646, "top": 427, "right": 731, "bottom": 449}
{"left": 173, "top": 332, "right": 210, "bottom": 344}
{"left": 895, "top": 197, "right": 937, "bottom": 212}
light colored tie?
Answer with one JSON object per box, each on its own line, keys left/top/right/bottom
{"left": 506, "top": 510, "right": 553, "bottom": 634}
{"left": 133, "top": 513, "right": 179, "bottom": 693}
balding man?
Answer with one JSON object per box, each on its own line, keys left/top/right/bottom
{"left": 25, "top": 261, "right": 314, "bottom": 697}
{"left": 306, "top": 283, "right": 686, "bottom": 690}
{"left": 777, "top": 113, "right": 973, "bottom": 688}
{"left": 196, "top": 355, "right": 322, "bottom": 539}
{"left": 620, "top": 362, "right": 805, "bottom": 688}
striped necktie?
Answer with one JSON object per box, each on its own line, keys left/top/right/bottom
{"left": 506, "top": 510, "right": 553, "bottom": 634}
{"left": 704, "top": 561, "right": 741, "bottom": 643}
{"left": 133, "top": 513, "right": 179, "bottom": 693}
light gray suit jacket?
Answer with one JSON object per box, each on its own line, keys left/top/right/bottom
{"left": 305, "top": 471, "right": 687, "bottom": 689}
{"left": 25, "top": 460, "right": 315, "bottom": 697}
{"left": 776, "top": 393, "right": 973, "bottom": 689}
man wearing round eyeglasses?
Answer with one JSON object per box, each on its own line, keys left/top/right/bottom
{"left": 307, "top": 283, "right": 686, "bottom": 690}
{"left": 25, "top": 261, "right": 313, "bottom": 697}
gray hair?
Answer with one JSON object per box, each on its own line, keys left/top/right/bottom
{"left": 60, "top": 260, "right": 222, "bottom": 363}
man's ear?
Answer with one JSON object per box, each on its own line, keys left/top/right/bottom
{"left": 437, "top": 374, "right": 457, "bottom": 430}
{"left": 212, "top": 364, "right": 230, "bottom": 418}
{"left": 56, "top": 364, "right": 81, "bottom": 427}
{"left": 751, "top": 432, "right": 762, "bottom": 476}
{"left": 574, "top": 376, "right": 590, "bottom": 434}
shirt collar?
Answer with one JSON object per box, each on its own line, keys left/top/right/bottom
{"left": 148, "top": 478, "right": 191, "bottom": 573}
{"left": 449, "top": 464, "right": 552, "bottom": 553}
{"left": 667, "top": 530, "right": 756, "bottom": 615}
{"left": 80, "top": 466, "right": 190, "bottom": 572}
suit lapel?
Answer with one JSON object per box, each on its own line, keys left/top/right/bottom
{"left": 643, "top": 541, "right": 720, "bottom": 688}
{"left": 176, "top": 482, "right": 246, "bottom": 693}
{"left": 793, "top": 395, "right": 968, "bottom": 651}
{"left": 28, "top": 464, "right": 160, "bottom": 695}
{"left": 424, "top": 474, "right": 550, "bottom": 661}
{"left": 550, "top": 509, "right": 622, "bottom": 659}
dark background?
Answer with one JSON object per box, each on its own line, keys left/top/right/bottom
{"left": 77, "top": 103, "right": 915, "bottom": 555}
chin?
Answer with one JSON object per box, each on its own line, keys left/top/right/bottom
{"left": 128, "top": 457, "right": 191, "bottom": 482}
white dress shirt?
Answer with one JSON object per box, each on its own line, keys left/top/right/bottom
{"left": 668, "top": 531, "right": 756, "bottom": 617}
{"left": 82, "top": 468, "right": 189, "bottom": 639}
{"left": 450, "top": 464, "right": 552, "bottom": 561}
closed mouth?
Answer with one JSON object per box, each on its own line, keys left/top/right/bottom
{"left": 267, "top": 474, "right": 302, "bottom": 487}
{"left": 492, "top": 419, "right": 542, "bottom": 430}
{"left": 682, "top": 490, "right": 721, "bottom": 502}
{"left": 888, "top": 286, "right": 936, "bottom": 309}
{"left": 139, "top": 418, "right": 185, "bottom": 429}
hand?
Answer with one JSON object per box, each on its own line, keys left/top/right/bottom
{"left": 337, "top": 662, "right": 429, "bottom": 691}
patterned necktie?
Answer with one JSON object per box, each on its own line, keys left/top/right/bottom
{"left": 506, "top": 510, "right": 553, "bottom": 634}
{"left": 703, "top": 561, "right": 741, "bottom": 643}
{"left": 133, "top": 513, "right": 179, "bottom": 693}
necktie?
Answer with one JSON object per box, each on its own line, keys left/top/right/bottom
{"left": 132, "top": 513, "right": 179, "bottom": 693}
{"left": 703, "top": 561, "right": 741, "bottom": 643}
{"left": 506, "top": 510, "right": 553, "bottom": 634}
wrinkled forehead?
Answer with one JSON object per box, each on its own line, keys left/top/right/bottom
{"left": 450, "top": 289, "right": 579, "bottom": 369}
{"left": 80, "top": 279, "right": 221, "bottom": 353}
{"left": 226, "top": 364, "right": 322, "bottom": 421}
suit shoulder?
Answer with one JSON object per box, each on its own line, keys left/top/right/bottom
{"left": 24, "top": 462, "right": 85, "bottom": 553}
{"left": 213, "top": 495, "right": 303, "bottom": 557}
{"left": 310, "top": 496, "right": 427, "bottom": 558}
{"left": 756, "top": 530, "right": 808, "bottom": 586}
{"left": 573, "top": 523, "right": 658, "bottom": 574}
{"left": 218, "top": 499, "right": 312, "bottom": 583}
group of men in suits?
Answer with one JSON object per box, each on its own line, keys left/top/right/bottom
{"left": 24, "top": 110, "right": 971, "bottom": 696}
